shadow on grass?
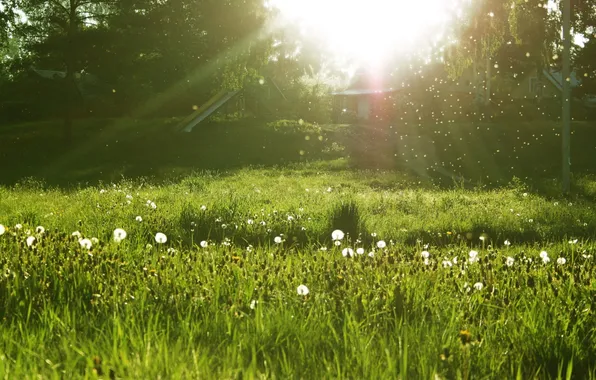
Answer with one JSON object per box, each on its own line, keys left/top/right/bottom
{"left": 1, "top": 117, "right": 596, "bottom": 199}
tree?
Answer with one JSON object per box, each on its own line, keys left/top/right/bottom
{"left": 14, "top": 0, "right": 115, "bottom": 143}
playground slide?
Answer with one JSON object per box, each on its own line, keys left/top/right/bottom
{"left": 180, "top": 90, "right": 240, "bottom": 132}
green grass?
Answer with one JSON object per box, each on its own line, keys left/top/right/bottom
{"left": 1, "top": 118, "right": 596, "bottom": 378}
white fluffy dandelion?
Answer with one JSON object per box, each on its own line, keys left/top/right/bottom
{"left": 557, "top": 257, "right": 566, "bottom": 265}
{"left": 35, "top": 226, "right": 45, "bottom": 234}
{"left": 274, "top": 236, "right": 282, "bottom": 244}
{"left": 135, "top": 216, "right": 143, "bottom": 222}
{"left": 113, "top": 228, "right": 127, "bottom": 243}
{"left": 79, "top": 238, "right": 92, "bottom": 250}
{"left": 469, "top": 250, "right": 479, "bottom": 264}
{"left": 506, "top": 256, "right": 515, "bottom": 267}
{"left": 331, "top": 229, "right": 345, "bottom": 241}
{"left": 421, "top": 250, "right": 430, "bottom": 259}
{"left": 504, "top": 240, "right": 511, "bottom": 246}
{"left": 200, "top": 240, "right": 208, "bottom": 248}
{"left": 0, "top": 224, "right": 5, "bottom": 236}
{"left": 376, "top": 240, "right": 386, "bottom": 249}
{"left": 297, "top": 285, "right": 310, "bottom": 296}
{"left": 72, "top": 231, "right": 81, "bottom": 238}
{"left": 26, "top": 236, "right": 36, "bottom": 247}
{"left": 342, "top": 248, "right": 355, "bottom": 257}
{"left": 473, "top": 282, "right": 484, "bottom": 291}
{"left": 540, "top": 251, "right": 550, "bottom": 264}
{"left": 155, "top": 232, "right": 167, "bottom": 244}
{"left": 356, "top": 248, "right": 365, "bottom": 255}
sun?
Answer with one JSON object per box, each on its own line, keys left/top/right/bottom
{"left": 268, "top": 0, "right": 466, "bottom": 66}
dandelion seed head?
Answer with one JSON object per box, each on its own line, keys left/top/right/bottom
{"left": 155, "top": 232, "right": 167, "bottom": 244}
{"left": 113, "top": 228, "right": 127, "bottom": 243}
{"left": 506, "top": 256, "right": 515, "bottom": 267}
{"left": 297, "top": 284, "right": 309, "bottom": 296}
{"left": 79, "top": 238, "right": 92, "bottom": 250}
{"left": 200, "top": 240, "right": 208, "bottom": 248}
{"left": 377, "top": 240, "right": 387, "bottom": 249}
{"left": 26, "top": 236, "right": 36, "bottom": 247}
{"left": 331, "top": 229, "right": 345, "bottom": 241}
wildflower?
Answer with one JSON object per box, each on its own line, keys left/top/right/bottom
{"left": 504, "top": 240, "right": 511, "bottom": 246}
{"left": 453, "top": 256, "right": 458, "bottom": 264}
{"left": 167, "top": 248, "right": 177, "bottom": 255}
{"left": 113, "top": 228, "right": 127, "bottom": 243}
{"left": 442, "top": 260, "right": 453, "bottom": 268}
{"left": 342, "top": 248, "right": 355, "bottom": 257}
{"left": 557, "top": 257, "right": 566, "bottom": 265}
{"left": 79, "top": 238, "right": 92, "bottom": 250}
{"left": 505, "top": 256, "right": 515, "bottom": 267}
{"left": 287, "top": 215, "right": 294, "bottom": 221}
{"left": 479, "top": 236, "right": 485, "bottom": 242}
{"left": 250, "top": 300, "right": 257, "bottom": 310}
{"left": 200, "top": 240, "right": 208, "bottom": 248}
{"left": 421, "top": 250, "right": 430, "bottom": 259}
{"left": 72, "top": 231, "right": 81, "bottom": 238}
{"left": 100, "top": 189, "right": 106, "bottom": 194}
{"left": 297, "top": 285, "right": 310, "bottom": 296}
{"left": 0, "top": 224, "right": 5, "bottom": 235}
{"left": 150, "top": 202, "right": 157, "bottom": 209}
{"left": 145, "top": 244, "right": 153, "bottom": 249}
{"left": 377, "top": 240, "right": 387, "bottom": 249}
{"left": 331, "top": 229, "right": 345, "bottom": 241}
{"left": 568, "top": 239, "right": 578, "bottom": 244}
{"left": 371, "top": 232, "right": 377, "bottom": 237}
{"left": 200, "top": 205, "right": 207, "bottom": 211}
{"left": 473, "top": 282, "right": 484, "bottom": 291}
{"left": 155, "top": 232, "right": 167, "bottom": 244}
{"left": 540, "top": 251, "right": 550, "bottom": 264}
{"left": 523, "top": 192, "right": 528, "bottom": 197}
{"left": 274, "top": 236, "right": 282, "bottom": 244}
{"left": 247, "top": 219, "right": 254, "bottom": 225}
{"left": 469, "top": 250, "right": 479, "bottom": 264}
{"left": 368, "top": 251, "right": 375, "bottom": 257}
{"left": 15, "top": 224, "right": 22, "bottom": 230}
{"left": 320, "top": 247, "right": 328, "bottom": 251}
{"left": 35, "top": 226, "right": 45, "bottom": 234}
{"left": 126, "top": 194, "right": 133, "bottom": 200}
{"left": 334, "top": 240, "right": 341, "bottom": 246}
{"left": 26, "top": 236, "right": 36, "bottom": 247}
{"left": 135, "top": 216, "right": 143, "bottom": 222}
{"left": 356, "top": 248, "right": 365, "bottom": 255}
{"left": 423, "top": 258, "right": 430, "bottom": 265}
{"left": 91, "top": 237, "right": 99, "bottom": 245}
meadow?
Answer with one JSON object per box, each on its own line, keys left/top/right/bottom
{"left": 1, "top": 118, "right": 596, "bottom": 378}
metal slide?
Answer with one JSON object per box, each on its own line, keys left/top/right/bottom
{"left": 180, "top": 90, "right": 240, "bottom": 133}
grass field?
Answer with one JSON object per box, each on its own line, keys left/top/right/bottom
{"left": 1, "top": 118, "right": 596, "bottom": 378}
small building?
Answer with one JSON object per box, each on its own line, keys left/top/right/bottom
{"left": 510, "top": 68, "right": 581, "bottom": 100}
{"left": 332, "top": 69, "right": 399, "bottom": 122}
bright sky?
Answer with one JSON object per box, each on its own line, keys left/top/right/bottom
{"left": 267, "top": 0, "right": 467, "bottom": 67}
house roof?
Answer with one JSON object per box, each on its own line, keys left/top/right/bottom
{"left": 542, "top": 69, "right": 581, "bottom": 91}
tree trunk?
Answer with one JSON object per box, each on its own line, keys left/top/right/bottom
{"left": 63, "top": 0, "right": 77, "bottom": 146}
